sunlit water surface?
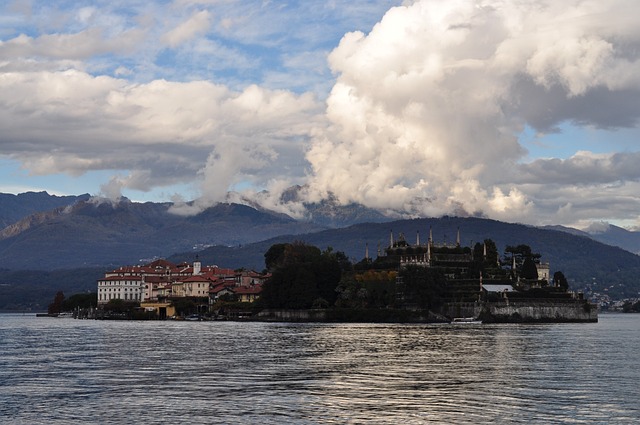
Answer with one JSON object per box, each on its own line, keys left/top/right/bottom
{"left": 1, "top": 313, "right": 639, "bottom": 424}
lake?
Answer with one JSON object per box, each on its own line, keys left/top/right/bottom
{"left": 1, "top": 313, "right": 638, "bottom": 424}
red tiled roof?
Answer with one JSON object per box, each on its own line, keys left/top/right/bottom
{"left": 234, "top": 285, "right": 263, "bottom": 295}
{"left": 210, "top": 267, "right": 236, "bottom": 276}
{"left": 144, "top": 275, "right": 173, "bottom": 283}
{"left": 147, "top": 259, "right": 177, "bottom": 269}
{"left": 99, "top": 276, "right": 143, "bottom": 282}
{"left": 209, "top": 281, "right": 236, "bottom": 294}
{"left": 181, "top": 275, "right": 212, "bottom": 283}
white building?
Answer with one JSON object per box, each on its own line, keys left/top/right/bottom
{"left": 97, "top": 276, "right": 144, "bottom": 304}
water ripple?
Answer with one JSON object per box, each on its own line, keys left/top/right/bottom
{"left": 1, "top": 315, "right": 639, "bottom": 424}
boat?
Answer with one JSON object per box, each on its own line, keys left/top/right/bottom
{"left": 452, "top": 317, "right": 482, "bottom": 324}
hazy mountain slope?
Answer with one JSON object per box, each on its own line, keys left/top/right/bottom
{"left": 0, "top": 192, "right": 89, "bottom": 228}
{"left": 171, "top": 216, "right": 640, "bottom": 298}
{"left": 0, "top": 267, "right": 104, "bottom": 311}
{"left": 0, "top": 199, "right": 323, "bottom": 269}
{"left": 278, "top": 185, "right": 392, "bottom": 227}
{"left": 545, "top": 224, "right": 640, "bottom": 255}
{"left": 4, "top": 191, "right": 640, "bottom": 257}
{"left": 585, "top": 224, "right": 640, "bottom": 255}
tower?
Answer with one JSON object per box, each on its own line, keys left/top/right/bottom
{"left": 193, "top": 255, "right": 201, "bottom": 275}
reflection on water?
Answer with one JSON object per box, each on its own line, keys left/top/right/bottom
{"left": 1, "top": 314, "right": 639, "bottom": 424}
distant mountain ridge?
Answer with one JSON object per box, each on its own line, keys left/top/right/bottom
{"left": 585, "top": 223, "right": 640, "bottom": 255}
{"left": 277, "top": 185, "right": 391, "bottom": 227}
{"left": 2, "top": 192, "right": 640, "bottom": 308}
{"left": 0, "top": 197, "right": 323, "bottom": 269}
{"left": 4, "top": 190, "right": 640, "bottom": 257}
{"left": 0, "top": 191, "right": 90, "bottom": 229}
{"left": 544, "top": 224, "right": 640, "bottom": 255}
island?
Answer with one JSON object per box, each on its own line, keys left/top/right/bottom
{"left": 85, "top": 226, "right": 596, "bottom": 323}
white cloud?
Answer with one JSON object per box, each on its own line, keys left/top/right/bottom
{"left": 517, "top": 151, "right": 640, "bottom": 185}
{"left": 301, "top": 0, "right": 640, "bottom": 224}
{"left": 2, "top": 0, "right": 640, "bottom": 227}
{"left": 0, "top": 69, "right": 323, "bottom": 200}
{"left": 584, "top": 221, "right": 612, "bottom": 234}
{"left": 162, "top": 10, "right": 211, "bottom": 48}
{"left": 0, "top": 28, "right": 147, "bottom": 65}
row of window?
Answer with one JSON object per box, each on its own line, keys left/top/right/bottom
{"left": 99, "top": 293, "right": 141, "bottom": 301}
{"left": 98, "top": 287, "right": 141, "bottom": 292}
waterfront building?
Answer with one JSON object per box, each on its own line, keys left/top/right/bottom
{"left": 97, "top": 275, "right": 143, "bottom": 303}
{"left": 97, "top": 257, "right": 267, "bottom": 313}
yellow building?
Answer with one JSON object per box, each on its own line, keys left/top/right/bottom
{"left": 140, "top": 301, "right": 176, "bottom": 319}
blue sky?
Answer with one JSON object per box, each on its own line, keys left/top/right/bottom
{"left": 1, "top": 0, "right": 640, "bottom": 229}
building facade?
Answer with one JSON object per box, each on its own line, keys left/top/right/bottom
{"left": 97, "top": 258, "right": 266, "bottom": 310}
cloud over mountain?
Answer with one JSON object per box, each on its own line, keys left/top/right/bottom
{"left": 303, "top": 0, "right": 640, "bottom": 225}
{"left": 1, "top": 1, "right": 640, "bottom": 228}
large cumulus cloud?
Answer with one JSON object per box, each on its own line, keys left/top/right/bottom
{"left": 0, "top": 70, "right": 322, "bottom": 205}
{"left": 303, "top": 0, "right": 640, "bottom": 225}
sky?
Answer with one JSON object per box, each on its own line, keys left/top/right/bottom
{"left": 1, "top": 0, "right": 640, "bottom": 229}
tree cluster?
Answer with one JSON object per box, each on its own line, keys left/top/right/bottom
{"left": 553, "top": 271, "right": 569, "bottom": 291}
{"left": 260, "top": 242, "right": 345, "bottom": 309}
{"left": 622, "top": 300, "right": 640, "bottom": 313}
{"left": 335, "top": 270, "right": 397, "bottom": 309}
{"left": 47, "top": 291, "right": 99, "bottom": 315}
{"left": 397, "top": 265, "right": 447, "bottom": 310}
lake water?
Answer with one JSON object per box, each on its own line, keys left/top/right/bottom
{"left": 1, "top": 313, "right": 638, "bottom": 424}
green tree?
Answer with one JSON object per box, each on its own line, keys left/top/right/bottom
{"left": 505, "top": 244, "right": 537, "bottom": 258}
{"left": 398, "top": 265, "right": 447, "bottom": 310}
{"left": 261, "top": 242, "right": 342, "bottom": 309}
{"left": 172, "top": 297, "right": 199, "bottom": 316}
{"left": 553, "top": 271, "right": 569, "bottom": 291}
{"left": 471, "top": 239, "right": 501, "bottom": 278}
{"left": 521, "top": 257, "right": 539, "bottom": 280}
{"left": 264, "top": 243, "right": 289, "bottom": 271}
{"left": 336, "top": 270, "right": 397, "bottom": 309}
{"left": 622, "top": 300, "right": 640, "bottom": 313}
{"left": 48, "top": 291, "right": 65, "bottom": 315}
{"left": 333, "top": 250, "right": 353, "bottom": 272}
{"left": 483, "top": 239, "right": 499, "bottom": 265}
{"left": 103, "top": 299, "right": 139, "bottom": 315}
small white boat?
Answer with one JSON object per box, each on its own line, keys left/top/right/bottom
{"left": 452, "top": 317, "right": 482, "bottom": 324}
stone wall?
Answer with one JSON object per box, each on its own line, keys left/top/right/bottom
{"left": 256, "top": 309, "right": 328, "bottom": 322}
{"left": 257, "top": 302, "right": 597, "bottom": 323}
{"left": 486, "top": 301, "right": 597, "bottom": 322}
{"left": 442, "top": 300, "right": 597, "bottom": 322}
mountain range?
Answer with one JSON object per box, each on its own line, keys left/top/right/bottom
{"left": 0, "top": 191, "right": 90, "bottom": 229}
{"left": 1, "top": 191, "right": 640, "bottom": 309}
{"left": 0, "top": 196, "right": 323, "bottom": 269}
